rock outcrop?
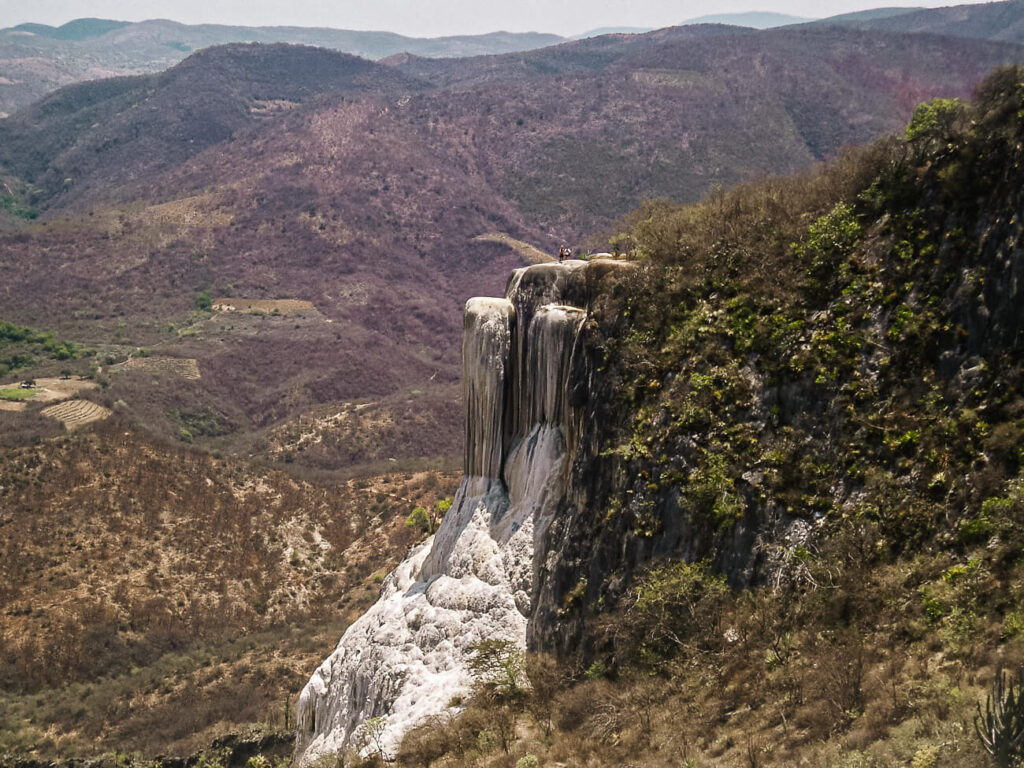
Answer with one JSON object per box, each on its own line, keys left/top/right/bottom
{"left": 294, "top": 259, "right": 632, "bottom": 764}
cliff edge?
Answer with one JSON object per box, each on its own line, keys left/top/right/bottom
{"left": 293, "top": 259, "right": 632, "bottom": 763}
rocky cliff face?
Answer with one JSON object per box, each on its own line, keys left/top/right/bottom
{"left": 293, "top": 259, "right": 632, "bottom": 763}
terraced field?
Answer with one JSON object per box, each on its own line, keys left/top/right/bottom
{"left": 109, "top": 356, "right": 201, "bottom": 380}
{"left": 212, "top": 298, "right": 317, "bottom": 315}
{"left": 40, "top": 399, "right": 112, "bottom": 430}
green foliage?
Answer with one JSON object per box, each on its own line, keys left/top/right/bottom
{"left": 975, "top": 665, "right": 1024, "bottom": 767}
{"left": 685, "top": 452, "right": 744, "bottom": 531}
{"left": 628, "top": 560, "right": 729, "bottom": 664}
{"left": 362, "top": 715, "right": 392, "bottom": 762}
{"left": 905, "top": 97, "right": 965, "bottom": 143}
{"left": 196, "top": 746, "right": 232, "bottom": 768}
{"left": 403, "top": 498, "right": 453, "bottom": 537}
{"left": 910, "top": 745, "right": 941, "bottom": 768}
{"left": 959, "top": 514, "right": 993, "bottom": 544}
{"left": 468, "top": 639, "right": 524, "bottom": 701}
{"left": 792, "top": 202, "right": 862, "bottom": 291}
{"left": 195, "top": 291, "right": 213, "bottom": 312}
{"left": 0, "top": 177, "right": 39, "bottom": 220}
{"left": 1003, "top": 611, "right": 1024, "bottom": 640}
{"left": 0, "top": 319, "right": 84, "bottom": 373}
{"left": 405, "top": 505, "right": 435, "bottom": 535}
{"left": 173, "top": 407, "right": 230, "bottom": 438}
{"left": 0, "top": 387, "right": 36, "bottom": 401}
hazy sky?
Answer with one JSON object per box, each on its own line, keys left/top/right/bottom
{"left": 0, "top": 0, "right": 996, "bottom": 38}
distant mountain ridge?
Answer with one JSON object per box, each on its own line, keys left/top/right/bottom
{"left": 811, "top": 7, "right": 925, "bottom": 25}
{"left": 682, "top": 11, "right": 814, "bottom": 28}
{"left": 808, "top": 0, "right": 1024, "bottom": 41}
{"left": 0, "top": 18, "right": 565, "bottom": 116}
{"left": 9, "top": 18, "right": 131, "bottom": 40}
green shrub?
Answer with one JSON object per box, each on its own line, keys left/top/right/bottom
{"left": 959, "top": 515, "right": 993, "bottom": 544}
{"left": 468, "top": 639, "right": 524, "bottom": 701}
{"left": 405, "top": 506, "right": 434, "bottom": 535}
{"left": 793, "top": 202, "right": 862, "bottom": 291}
{"left": 975, "top": 665, "right": 1024, "bottom": 767}
{"left": 905, "top": 97, "right": 965, "bottom": 143}
{"left": 195, "top": 291, "right": 213, "bottom": 312}
{"left": 627, "top": 559, "right": 729, "bottom": 664}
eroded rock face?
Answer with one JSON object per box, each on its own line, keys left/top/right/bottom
{"left": 294, "top": 260, "right": 625, "bottom": 764}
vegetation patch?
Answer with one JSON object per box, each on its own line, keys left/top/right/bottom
{"left": 0, "top": 320, "right": 88, "bottom": 377}
{"left": 109, "top": 356, "right": 201, "bottom": 380}
{"left": 211, "top": 299, "right": 317, "bottom": 316}
{"left": 0, "top": 387, "right": 36, "bottom": 401}
{"left": 0, "top": 423, "right": 459, "bottom": 759}
{"left": 40, "top": 399, "right": 112, "bottom": 430}
{"left": 391, "top": 66, "right": 1024, "bottom": 768}
{"left": 0, "top": 176, "right": 38, "bottom": 221}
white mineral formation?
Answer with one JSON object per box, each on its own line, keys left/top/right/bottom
{"left": 294, "top": 261, "right": 595, "bottom": 765}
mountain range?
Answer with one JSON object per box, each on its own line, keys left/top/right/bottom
{"left": 1, "top": 14, "right": 1023, "bottom": 475}
{"left": 7, "top": 2, "right": 1024, "bottom": 118}
{"left": 0, "top": 18, "right": 562, "bottom": 116}
{"left": 810, "top": 0, "right": 1024, "bottom": 40}
{"left": 3, "top": 2, "right": 1024, "bottom": 762}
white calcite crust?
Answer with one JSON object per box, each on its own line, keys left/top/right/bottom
{"left": 294, "top": 264, "right": 590, "bottom": 765}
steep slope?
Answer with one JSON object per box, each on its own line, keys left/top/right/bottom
{"left": 299, "top": 67, "right": 1024, "bottom": 768}
{"left": 530, "top": 69, "right": 1024, "bottom": 657}
{"left": 294, "top": 259, "right": 632, "bottom": 762}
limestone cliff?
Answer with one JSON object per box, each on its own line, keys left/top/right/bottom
{"left": 293, "top": 259, "right": 632, "bottom": 763}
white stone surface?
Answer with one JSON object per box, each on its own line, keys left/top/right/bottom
{"left": 294, "top": 265, "right": 587, "bottom": 765}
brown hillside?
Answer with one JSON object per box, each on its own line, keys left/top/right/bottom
{"left": 0, "top": 28, "right": 1021, "bottom": 470}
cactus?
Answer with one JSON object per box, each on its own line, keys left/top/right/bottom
{"left": 975, "top": 665, "right": 1024, "bottom": 767}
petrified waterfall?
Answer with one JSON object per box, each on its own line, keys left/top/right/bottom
{"left": 294, "top": 261, "right": 599, "bottom": 764}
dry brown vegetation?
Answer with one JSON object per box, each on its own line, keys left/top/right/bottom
{"left": 0, "top": 418, "right": 458, "bottom": 758}
{"left": 391, "top": 468, "right": 1024, "bottom": 768}
{"left": 212, "top": 299, "right": 317, "bottom": 316}
{"left": 39, "top": 398, "right": 112, "bottom": 429}
{"left": 109, "top": 356, "right": 202, "bottom": 380}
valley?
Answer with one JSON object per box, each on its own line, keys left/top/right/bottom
{"left": 2, "top": 3, "right": 1024, "bottom": 766}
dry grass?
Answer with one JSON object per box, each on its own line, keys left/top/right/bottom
{"left": 212, "top": 298, "right": 318, "bottom": 316}
{"left": 397, "top": 559, "right": 1018, "bottom": 768}
{"left": 0, "top": 421, "right": 460, "bottom": 759}
{"left": 40, "top": 398, "right": 112, "bottom": 430}
{"left": 109, "top": 356, "right": 201, "bottom": 380}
